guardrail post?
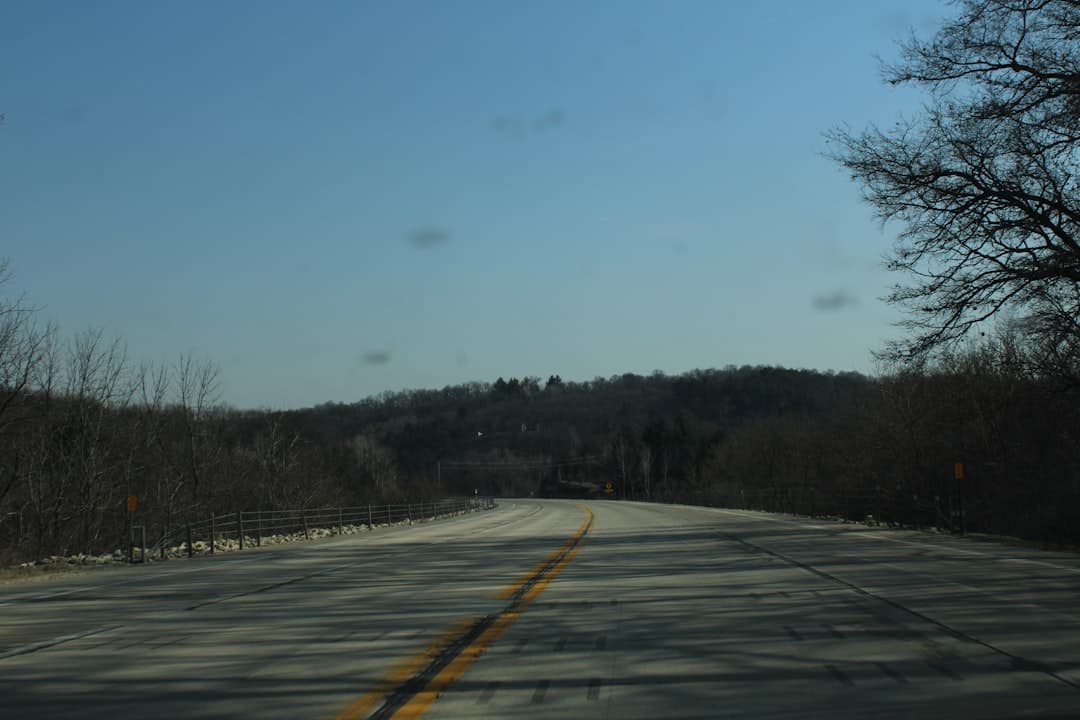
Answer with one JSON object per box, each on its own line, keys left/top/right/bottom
{"left": 368, "top": 504, "right": 373, "bottom": 530}
{"left": 210, "top": 512, "right": 215, "bottom": 555}
{"left": 338, "top": 506, "right": 344, "bottom": 535}
{"left": 187, "top": 523, "right": 193, "bottom": 558}
{"left": 238, "top": 511, "right": 245, "bottom": 550}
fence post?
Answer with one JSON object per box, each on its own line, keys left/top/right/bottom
{"left": 302, "top": 509, "right": 309, "bottom": 540}
{"left": 210, "top": 512, "right": 215, "bottom": 555}
{"left": 238, "top": 511, "right": 245, "bottom": 550}
{"left": 368, "top": 504, "right": 373, "bottom": 530}
{"left": 160, "top": 525, "right": 166, "bottom": 560}
{"left": 387, "top": 504, "right": 392, "bottom": 526}
{"left": 187, "top": 523, "right": 193, "bottom": 558}
{"left": 338, "top": 506, "right": 344, "bottom": 535}
{"left": 257, "top": 510, "right": 262, "bottom": 547}
{"left": 407, "top": 503, "right": 412, "bottom": 525}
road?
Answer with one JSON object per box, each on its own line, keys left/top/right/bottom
{"left": 3, "top": 499, "right": 1080, "bottom": 719}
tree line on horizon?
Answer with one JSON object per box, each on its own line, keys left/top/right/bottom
{"left": 2, "top": 258, "right": 1079, "bottom": 561}
{"left": 2, "top": 0, "right": 1080, "bottom": 560}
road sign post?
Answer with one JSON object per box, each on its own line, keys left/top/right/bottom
{"left": 129, "top": 524, "right": 146, "bottom": 564}
{"left": 953, "top": 462, "right": 965, "bottom": 535}
{"left": 126, "top": 496, "right": 137, "bottom": 563}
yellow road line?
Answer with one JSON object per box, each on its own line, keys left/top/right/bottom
{"left": 330, "top": 617, "right": 478, "bottom": 720}
{"left": 493, "top": 509, "right": 592, "bottom": 600}
{"left": 395, "top": 506, "right": 593, "bottom": 718}
{"left": 331, "top": 504, "right": 593, "bottom": 720}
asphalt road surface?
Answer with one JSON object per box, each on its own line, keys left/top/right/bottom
{"left": 3, "top": 499, "right": 1080, "bottom": 719}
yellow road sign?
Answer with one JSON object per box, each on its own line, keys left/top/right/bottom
{"left": 127, "top": 495, "right": 138, "bottom": 513}
{"left": 954, "top": 463, "right": 964, "bottom": 481}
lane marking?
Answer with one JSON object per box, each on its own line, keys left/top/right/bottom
{"left": 716, "top": 505, "right": 1080, "bottom": 574}
{"left": 721, "top": 530, "right": 1080, "bottom": 691}
{"left": 0, "top": 624, "right": 119, "bottom": 661}
{"left": 997, "top": 556, "right": 1080, "bottom": 575}
{"left": 185, "top": 561, "right": 354, "bottom": 611}
{"left": 493, "top": 509, "right": 590, "bottom": 601}
{"left": 0, "top": 557, "right": 260, "bottom": 606}
{"left": 332, "top": 504, "right": 594, "bottom": 720}
{"left": 331, "top": 617, "right": 479, "bottom": 720}
{"left": 878, "top": 562, "right": 983, "bottom": 593}
{"left": 715, "top": 506, "right": 1080, "bottom": 624}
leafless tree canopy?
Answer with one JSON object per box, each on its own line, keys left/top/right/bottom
{"left": 830, "top": 0, "right": 1080, "bottom": 370}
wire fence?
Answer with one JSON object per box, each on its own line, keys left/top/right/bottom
{"left": 127, "top": 496, "right": 496, "bottom": 563}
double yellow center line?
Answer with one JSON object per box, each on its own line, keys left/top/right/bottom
{"left": 332, "top": 505, "right": 594, "bottom": 720}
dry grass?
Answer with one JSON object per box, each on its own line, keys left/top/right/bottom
{"left": 0, "top": 561, "right": 86, "bottom": 584}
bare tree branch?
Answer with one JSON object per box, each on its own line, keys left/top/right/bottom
{"left": 830, "top": 0, "right": 1080, "bottom": 372}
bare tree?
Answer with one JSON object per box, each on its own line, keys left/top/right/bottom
{"left": 830, "top": 0, "right": 1080, "bottom": 369}
{"left": 255, "top": 418, "right": 300, "bottom": 507}
{"left": 349, "top": 434, "right": 398, "bottom": 500}
{"left": 175, "top": 354, "right": 221, "bottom": 500}
{"left": 0, "top": 262, "right": 46, "bottom": 545}
{"left": 136, "top": 361, "right": 190, "bottom": 538}
{"left": 0, "top": 261, "right": 47, "bottom": 436}
{"left": 64, "top": 330, "right": 133, "bottom": 553}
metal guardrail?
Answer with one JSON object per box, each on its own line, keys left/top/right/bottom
{"left": 132, "top": 496, "right": 496, "bottom": 563}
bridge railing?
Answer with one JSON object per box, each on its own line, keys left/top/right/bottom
{"left": 129, "top": 496, "right": 496, "bottom": 563}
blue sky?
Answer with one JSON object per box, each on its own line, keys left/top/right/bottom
{"left": 1, "top": 0, "right": 948, "bottom": 409}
